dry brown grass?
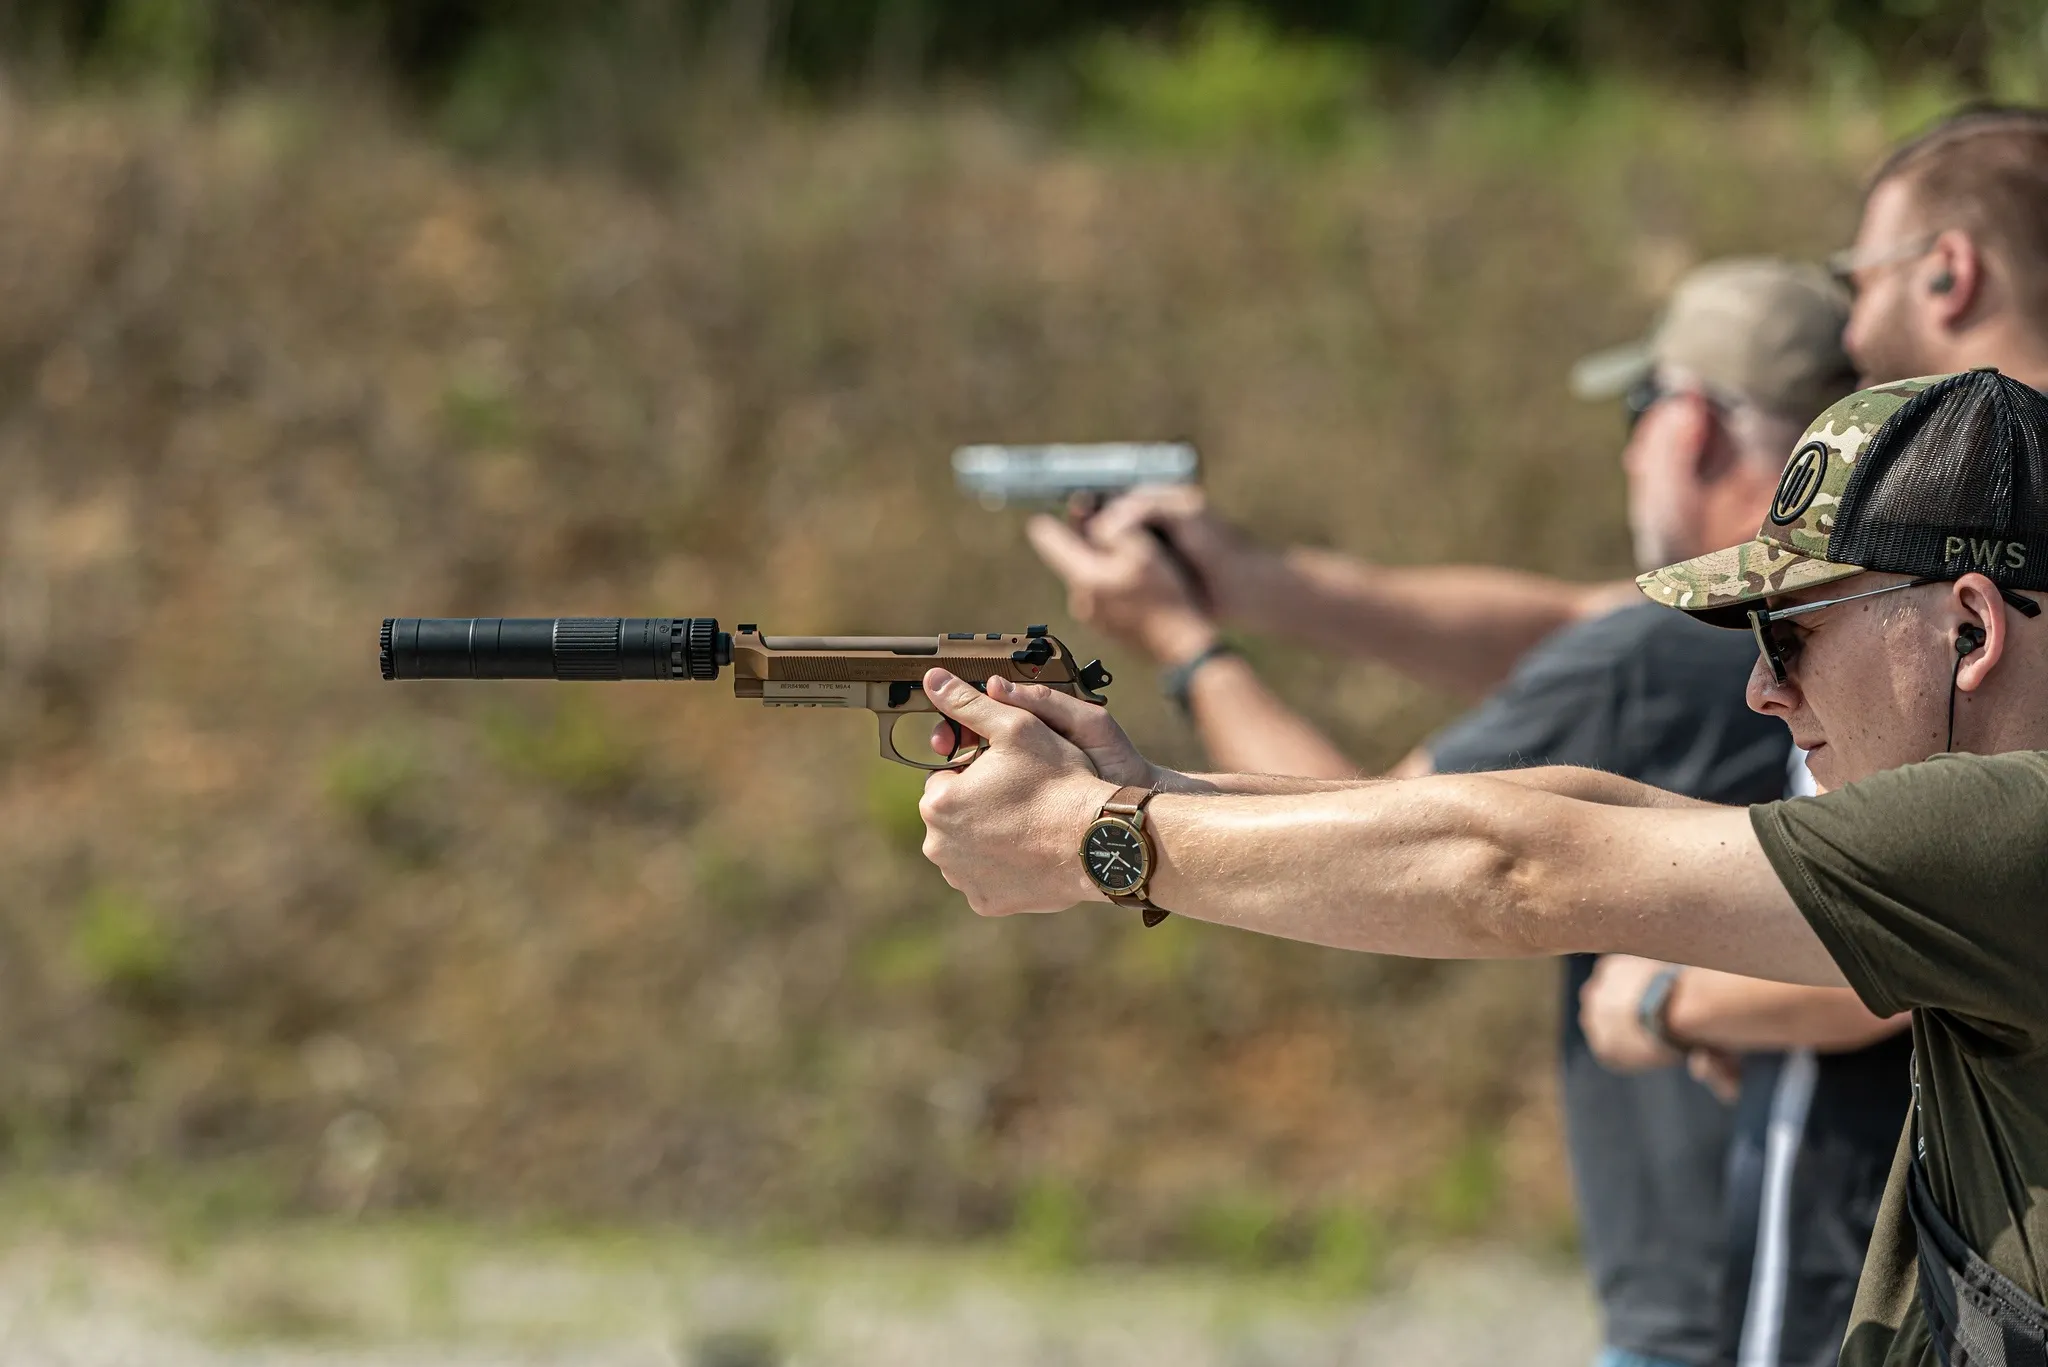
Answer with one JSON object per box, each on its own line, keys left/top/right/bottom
{"left": 0, "top": 87, "right": 1886, "bottom": 1257}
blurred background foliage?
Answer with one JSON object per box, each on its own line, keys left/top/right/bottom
{"left": 0, "top": 0, "right": 2018, "bottom": 1275}
{"left": 2, "top": 0, "right": 2047, "bottom": 159}
{"left": 8, "top": 0, "right": 2048, "bottom": 92}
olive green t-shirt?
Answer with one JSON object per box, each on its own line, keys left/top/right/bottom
{"left": 1751, "top": 750, "right": 2048, "bottom": 1367}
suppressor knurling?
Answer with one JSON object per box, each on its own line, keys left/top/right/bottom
{"left": 677, "top": 618, "right": 722, "bottom": 680}
{"left": 554, "top": 618, "right": 624, "bottom": 680}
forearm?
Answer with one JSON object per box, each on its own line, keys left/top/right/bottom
{"left": 1162, "top": 762, "right": 1707, "bottom": 807}
{"left": 1183, "top": 655, "right": 1359, "bottom": 779}
{"left": 1140, "top": 781, "right": 1541, "bottom": 956}
{"left": 1665, "top": 971, "right": 1910, "bottom": 1053}
{"left": 1228, "top": 547, "right": 1635, "bottom": 698}
{"left": 1131, "top": 779, "right": 1840, "bottom": 985}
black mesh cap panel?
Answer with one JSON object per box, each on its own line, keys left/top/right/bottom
{"left": 1827, "top": 369, "right": 2048, "bottom": 589}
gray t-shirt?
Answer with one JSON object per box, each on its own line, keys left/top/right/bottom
{"left": 1431, "top": 602, "right": 1791, "bottom": 1365}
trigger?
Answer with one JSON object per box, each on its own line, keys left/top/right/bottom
{"left": 941, "top": 718, "right": 986, "bottom": 768}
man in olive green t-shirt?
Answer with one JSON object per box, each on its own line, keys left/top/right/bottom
{"left": 915, "top": 369, "right": 2048, "bottom": 1367}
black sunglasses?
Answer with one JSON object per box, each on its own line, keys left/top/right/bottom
{"left": 1748, "top": 576, "right": 2043, "bottom": 685}
{"left": 1623, "top": 374, "right": 1668, "bottom": 431}
{"left": 1624, "top": 374, "right": 1729, "bottom": 432}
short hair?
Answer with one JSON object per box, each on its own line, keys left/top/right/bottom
{"left": 1872, "top": 105, "right": 2048, "bottom": 338}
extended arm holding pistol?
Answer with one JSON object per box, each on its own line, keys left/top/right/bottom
{"left": 380, "top": 617, "right": 1113, "bottom": 770}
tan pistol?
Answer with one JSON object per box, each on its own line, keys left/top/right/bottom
{"left": 380, "top": 617, "right": 1113, "bottom": 770}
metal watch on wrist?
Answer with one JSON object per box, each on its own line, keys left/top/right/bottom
{"left": 1636, "top": 965, "right": 1688, "bottom": 1052}
{"left": 1080, "top": 785, "right": 1171, "bottom": 927}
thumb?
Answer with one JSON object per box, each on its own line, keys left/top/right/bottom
{"left": 989, "top": 675, "right": 1158, "bottom": 788}
{"left": 1093, "top": 484, "right": 1205, "bottom": 543}
{"left": 923, "top": 668, "right": 1025, "bottom": 742}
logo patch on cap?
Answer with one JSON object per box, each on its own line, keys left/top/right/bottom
{"left": 1770, "top": 442, "right": 1829, "bottom": 526}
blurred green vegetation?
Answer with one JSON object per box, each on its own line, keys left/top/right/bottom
{"left": 862, "top": 760, "right": 929, "bottom": 850}
{"left": 1077, "top": 8, "right": 1367, "bottom": 149}
{"left": 440, "top": 373, "right": 524, "bottom": 449}
{"left": 7, "top": 0, "right": 2048, "bottom": 95}
{"left": 479, "top": 698, "right": 639, "bottom": 796}
{"left": 71, "top": 888, "right": 182, "bottom": 1006}
{"left": 1011, "top": 1179, "right": 1091, "bottom": 1269}
{"left": 1, "top": 2, "right": 2045, "bottom": 170}
{"left": 1427, "top": 1137, "right": 1505, "bottom": 1238}
{"left": 1307, "top": 1207, "right": 1389, "bottom": 1293}
{"left": 322, "top": 736, "right": 420, "bottom": 826}
{"left": 322, "top": 735, "right": 445, "bottom": 866}
{"left": 1184, "top": 1191, "right": 1289, "bottom": 1270}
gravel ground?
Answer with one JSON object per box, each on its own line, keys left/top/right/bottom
{"left": 0, "top": 1226, "right": 1593, "bottom": 1367}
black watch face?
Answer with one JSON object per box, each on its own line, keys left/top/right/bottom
{"left": 1083, "top": 819, "right": 1148, "bottom": 894}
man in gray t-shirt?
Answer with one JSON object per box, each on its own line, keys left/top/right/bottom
{"left": 1428, "top": 601, "right": 1788, "bottom": 1364}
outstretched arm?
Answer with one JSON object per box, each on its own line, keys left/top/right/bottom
{"left": 1062, "top": 486, "right": 1634, "bottom": 699}
{"left": 1176, "top": 653, "right": 1363, "bottom": 778}
{"left": 1133, "top": 779, "right": 1830, "bottom": 980}
{"left": 919, "top": 671, "right": 1842, "bottom": 988}
{"left": 1024, "top": 498, "right": 1619, "bottom": 778}
{"left": 1231, "top": 546, "right": 1636, "bottom": 696}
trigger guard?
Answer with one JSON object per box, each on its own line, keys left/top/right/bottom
{"left": 878, "top": 713, "right": 986, "bottom": 771}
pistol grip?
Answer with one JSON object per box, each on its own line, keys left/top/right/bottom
{"left": 1145, "top": 523, "right": 1211, "bottom": 615}
{"left": 1068, "top": 503, "right": 1208, "bottom": 615}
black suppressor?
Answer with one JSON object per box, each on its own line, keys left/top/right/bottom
{"left": 381, "top": 618, "right": 731, "bottom": 682}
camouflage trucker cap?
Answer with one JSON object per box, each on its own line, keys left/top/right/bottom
{"left": 1638, "top": 369, "right": 2048, "bottom": 625}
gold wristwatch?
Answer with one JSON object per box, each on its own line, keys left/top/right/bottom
{"left": 1080, "top": 785, "right": 1171, "bottom": 927}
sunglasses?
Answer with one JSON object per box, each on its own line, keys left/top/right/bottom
{"left": 1749, "top": 576, "right": 2043, "bottom": 685}
{"left": 1623, "top": 374, "right": 1668, "bottom": 431}
{"left": 1825, "top": 235, "right": 1938, "bottom": 297}
{"left": 1623, "top": 374, "right": 1729, "bottom": 432}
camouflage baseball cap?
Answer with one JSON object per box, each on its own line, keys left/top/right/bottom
{"left": 1639, "top": 370, "right": 2048, "bottom": 625}
{"left": 1571, "top": 257, "right": 1855, "bottom": 420}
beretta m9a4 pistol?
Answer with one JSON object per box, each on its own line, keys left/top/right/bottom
{"left": 380, "top": 618, "right": 1113, "bottom": 770}
{"left": 952, "top": 441, "right": 1210, "bottom": 611}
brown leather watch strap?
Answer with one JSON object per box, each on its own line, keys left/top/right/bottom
{"left": 1116, "top": 899, "right": 1172, "bottom": 928}
{"left": 1098, "top": 786, "right": 1171, "bottom": 927}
